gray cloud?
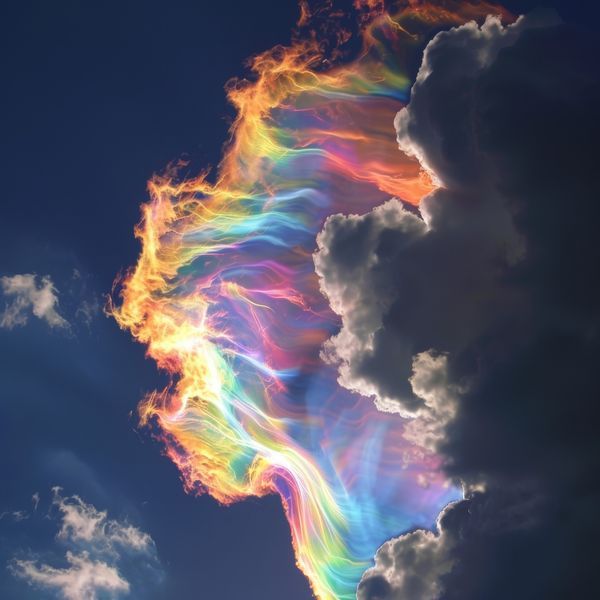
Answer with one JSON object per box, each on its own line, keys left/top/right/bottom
{"left": 315, "top": 14, "right": 559, "bottom": 425}
{"left": 358, "top": 503, "right": 457, "bottom": 600}
{"left": 314, "top": 10, "right": 600, "bottom": 599}
{"left": 315, "top": 199, "right": 427, "bottom": 414}
{"left": 358, "top": 487, "right": 546, "bottom": 600}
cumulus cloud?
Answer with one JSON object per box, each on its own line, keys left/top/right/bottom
{"left": 394, "top": 12, "right": 559, "bottom": 192}
{"left": 358, "top": 503, "right": 457, "bottom": 600}
{"left": 0, "top": 274, "right": 68, "bottom": 329}
{"left": 9, "top": 488, "right": 162, "bottom": 600}
{"left": 315, "top": 199, "right": 427, "bottom": 414}
{"left": 314, "top": 9, "right": 600, "bottom": 599}
{"left": 315, "top": 14, "right": 557, "bottom": 424}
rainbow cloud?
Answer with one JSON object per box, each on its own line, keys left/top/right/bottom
{"left": 112, "top": 2, "right": 509, "bottom": 598}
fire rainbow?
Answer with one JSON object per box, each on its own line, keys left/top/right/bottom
{"left": 112, "top": 2, "right": 510, "bottom": 598}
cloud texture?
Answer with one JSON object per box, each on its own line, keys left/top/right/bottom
{"left": 315, "top": 11, "right": 600, "bottom": 599}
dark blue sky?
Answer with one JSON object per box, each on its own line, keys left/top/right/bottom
{"left": 0, "top": 1, "right": 313, "bottom": 598}
{"left": 0, "top": 1, "right": 596, "bottom": 599}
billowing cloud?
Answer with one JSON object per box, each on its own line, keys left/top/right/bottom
{"left": 9, "top": 488, "right": 162, "bottom": 600}
{"left": 315, "top": 13, "right": 560, "bottom": 422}
{"left": 358, "top": 503, "right": 457, "bottom": 600}
{"left": 315, "top": 10, "right": 600, "bottom": 599}
{"left": 0, "top": 274, "right": 68, "bottom": 329}
{"left": 315, "top": 199, "right": 427, "bottom": 415}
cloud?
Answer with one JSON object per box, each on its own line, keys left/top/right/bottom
{"left": 394, "top": 11, "right": 559, "bottom": 192}
{"left": 358, "top": 503, "right": 457, "bottom": 600}
{"left": 52, "top": 487, "right": 153, "bottom": 554}
{"left": 315, "top": 14, "right": 560, "bottom": 422}
{"left": 357, "top": 488, "right": 545, "bottom": 600}
{"left": 11, "top": 552, "right": 129, "bottom": 600}
{"left": 403, "top": 351, "right": 459, "bottom": 453}
{"left": 9, "top": 488, "right": 162, "bottom": 600}
{"left": 0, "top": 274, "right": 68, "bottom": 329}
{"left": 315, "top": 199, "right": 427, "bottom": 415}
{"left": 1, "top": 492, "right": 42, "bottom": 522}
{"left": 314, "top": 10, "right": 600, "bottom": 599}
{"left": 0, "top": 510, "right": 29, "bottom": 522}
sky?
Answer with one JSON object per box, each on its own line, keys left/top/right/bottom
{"left": 1, "top": 1, "right": 599, "bottom": 599}
{"left": 0, "top": 2, "right": 313, "bottom": 598}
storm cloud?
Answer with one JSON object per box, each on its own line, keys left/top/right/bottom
{"left": 315, "top": 10, "right": 600, "bottom": 599}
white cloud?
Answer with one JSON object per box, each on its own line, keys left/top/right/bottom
{"left": 9, "top": 488, "right": 162, "bottom": 600}
{"left": 53, "top": 487, "right": 153, "bottom": 553}
{"left": 11, "top": 552, "right": 129, "bottom": 600}
{"left": 358, "top": 488, "right": 547, "bottom": 600}
{"left": 0, "top": 274, "right": 68, "bottom": 329}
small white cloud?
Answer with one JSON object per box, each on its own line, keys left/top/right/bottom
{"left": 314, "top": 199, "right": 427, "bottom": 415}
{"left": 8, "top": 488, "right": 162, "bottom": 600}
{"left": 52, "top": 487, "right": 152, "bottom": 553}
{"left": 0, "top": 274, "right": 68, "bottom": 330}
{"left": 11, "top": 551, "right": 129, "bottom": 600}
{"left": 0, "top": 510, "right": 29, "bottom": 522}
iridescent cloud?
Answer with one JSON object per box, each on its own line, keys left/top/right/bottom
{"left": 112, "top": 2, "right": 509, "bottom": 598}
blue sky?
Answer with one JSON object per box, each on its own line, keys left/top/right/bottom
{"left": 0, "top": 1, "right": 313, "bottom": 598}
{"left": 1, "top": 1, "right": 597, "bottom": 599}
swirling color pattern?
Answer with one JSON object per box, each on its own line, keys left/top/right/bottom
{"left": 112, "top": 2, "right": 509, "bottom": 598}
